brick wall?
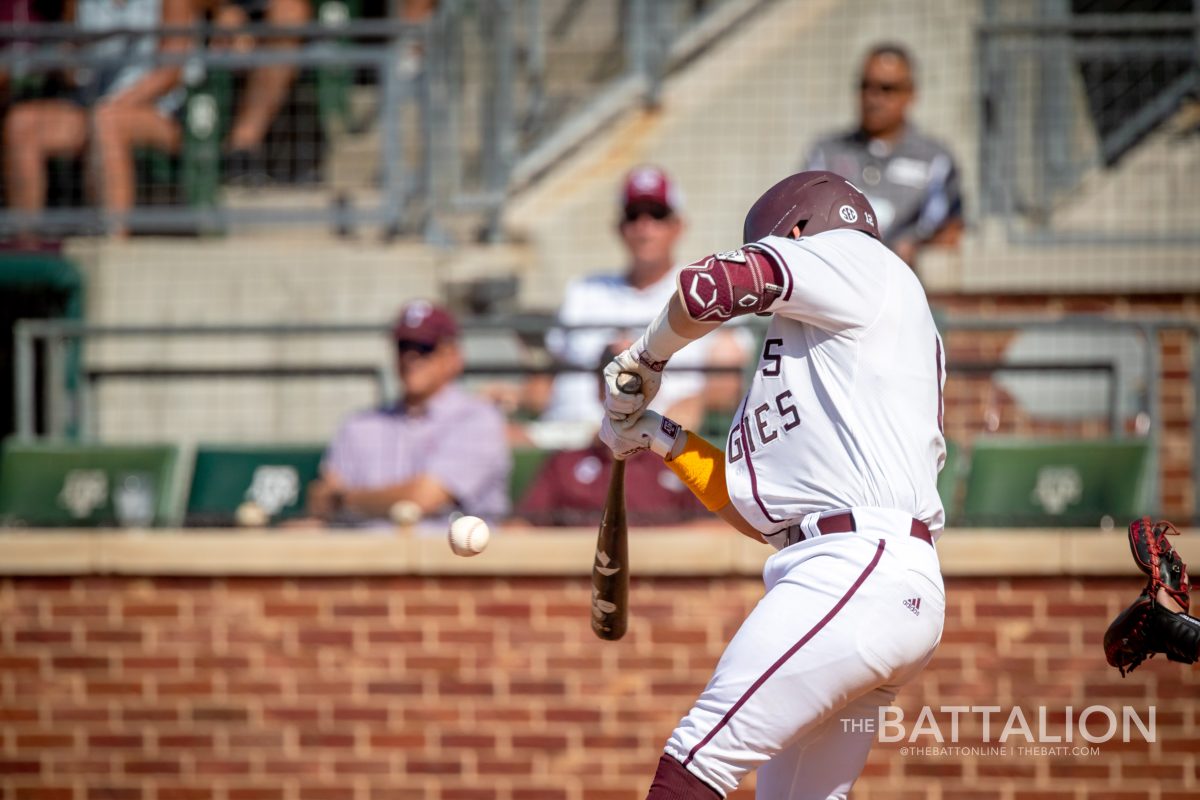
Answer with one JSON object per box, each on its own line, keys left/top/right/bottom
{"left": 931, "top": 293, "right": 1199, "bottom": 520}
{"left": 3, "top": 574, "right": 1196, "bottom": 800}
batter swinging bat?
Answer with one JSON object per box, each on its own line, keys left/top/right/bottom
{"left": 591, "top": 371, "right": 642, "bottom": 641}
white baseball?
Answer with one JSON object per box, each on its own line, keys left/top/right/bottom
{"left": 448, "top": 515, "right": 490, "bottom": 557}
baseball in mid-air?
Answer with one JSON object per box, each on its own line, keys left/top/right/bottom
{"left": 448, "top": 515, "right": 490, "bottom": 557}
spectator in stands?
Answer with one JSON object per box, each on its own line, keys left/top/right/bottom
{"left": 2, "top": 0, "right": 197, "bottom": 239}
{"left": 306, "top": 301, "right": 511, "bottom": 529}
{"left": 0, "top": 0, "right": 63, "bottom": 110}
{"left": 515, "top": 343, "right": 706, "bottom": 527}
{"left": 541, "top": 165, "right": 714, "bottom": 430}
{"left": 211, "top": 0, "right": 311, "bottom": 184}
{"left": 804, "top": 42, "right": 964, "bottom": 267}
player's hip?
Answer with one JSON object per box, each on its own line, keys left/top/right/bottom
{"left": 763, "top": 507, "right": 945, "bottom": 599}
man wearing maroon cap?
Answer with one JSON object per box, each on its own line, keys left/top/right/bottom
{"left": 306, "top": 300, "right": 511, "bottom": 528}
{"left": 542, "top": 165, "right": 717, "bottom": 428}
{"left": 516, "top": 342, "right": 706, "bottom": 527}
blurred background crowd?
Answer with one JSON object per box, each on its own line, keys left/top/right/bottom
{"left": 0, "top": 0, "right": 1197, "bottom": 534}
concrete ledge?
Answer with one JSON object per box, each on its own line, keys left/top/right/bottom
{"left": 1, "top": 526, "right": 1195, "bottom": 577}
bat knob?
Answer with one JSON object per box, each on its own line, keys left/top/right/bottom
{"left": 616, "top": 371, "right": 642, "bottom": 395}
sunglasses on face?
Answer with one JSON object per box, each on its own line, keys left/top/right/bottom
{"left": 397, "top": 340, "right": 437, "bottom": 357}
{"left": 622, "top": 205, "right": 673, "bottom": 224}
{"left": 860, "top": 80, "right": 910, "bottom": 95}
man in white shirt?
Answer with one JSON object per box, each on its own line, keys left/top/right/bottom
{"left": 542, "top": 165, "right": 713, "bottom": 426}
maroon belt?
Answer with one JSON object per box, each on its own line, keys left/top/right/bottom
{"left": 787, "top": 510, "right": 933, "bottom": 547}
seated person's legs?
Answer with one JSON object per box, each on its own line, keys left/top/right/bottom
{"left": 2, "top": 99, "right": 89, "bottom": 237}
{"left": 225, "top": 0, "right": 311, "bottom": 168}
{"left": 91, "top": 101, "right": 182, "bottom": 237}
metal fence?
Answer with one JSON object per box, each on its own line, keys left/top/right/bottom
{"left": 0, "top": 0, "right": 761, "bottom": 241}
{"left": 977, "top": 5, "right": 1200, "bottom": 244}
{"left": 12, "top": 314, "right": 1200, "bottom": 524}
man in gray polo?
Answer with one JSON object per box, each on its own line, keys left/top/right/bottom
{"left": 805, "top": 43, "right": 964, "bottom": 267}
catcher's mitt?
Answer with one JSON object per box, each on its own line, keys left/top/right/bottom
{"left": 1103, "top": 518, "right": 1197, "bottom": 676}
{"left": 1104, "top": 592, "right": 1200, "bottom": 676}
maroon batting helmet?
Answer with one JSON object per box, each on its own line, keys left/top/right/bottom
{"left": 742, "top": 170, "right": 881, "bottom": 243}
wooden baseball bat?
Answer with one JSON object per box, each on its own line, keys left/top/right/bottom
{"left": 590, "top": 371, "right": 641, "bottom": 641}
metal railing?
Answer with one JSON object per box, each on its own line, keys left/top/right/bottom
{"left": 12, "top": 314, "right": 1198, "bottom": 523}
{"left": 977, "top": 8, "right": 1200, "bottom": 244}
{"left": 0, "top": 0, "right": 763, "bottom": 241}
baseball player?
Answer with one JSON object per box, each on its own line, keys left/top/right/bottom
{"left": 599, "top": 171, "right": 947, "bottom": 799}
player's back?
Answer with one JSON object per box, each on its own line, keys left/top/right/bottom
{"left": 725, "top": 229, "right": 946, "bottom": 535}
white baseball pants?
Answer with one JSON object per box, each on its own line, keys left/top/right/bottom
{"left": 663, "top": 509, "right": 945, "bottom": 799}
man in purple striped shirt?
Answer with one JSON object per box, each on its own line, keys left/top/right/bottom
{"left": 306, "top": 301, "right": 511, "bottom": 530}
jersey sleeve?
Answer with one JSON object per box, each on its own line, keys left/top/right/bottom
{"left": 754, "top": 234, "right": 890, "bottom": 333}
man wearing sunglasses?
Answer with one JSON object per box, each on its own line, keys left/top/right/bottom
{"left": 541, "top": 165, "right": 717, "bottom": 431}
{"left": 306, "top": 301, "right": 511, "bottom": 529}
{"left": 804, "top": 43, "right": 964, "bottom": 268}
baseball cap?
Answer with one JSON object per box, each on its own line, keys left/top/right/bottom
{"left": 391, "top": 300, "right": 459, "bottom": 346}
{"left": 620, "top": 165, "right": 684, "bottom": 215}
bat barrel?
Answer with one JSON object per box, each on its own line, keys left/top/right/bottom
{"left": 591, "top": 458, "right": 629, "bottom": 640}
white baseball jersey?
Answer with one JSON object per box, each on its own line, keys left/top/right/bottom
{"left": 722, "top": 229, "right": 946, "bottom": 540}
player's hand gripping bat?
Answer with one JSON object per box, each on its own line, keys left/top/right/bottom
{"left": 590, "top": 371, "right": 642, "bottom": 641}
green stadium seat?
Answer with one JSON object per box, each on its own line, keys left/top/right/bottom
{"left": 185, "top": 444, "right": 325, "bottom": 526}
{"left": 315, "top": 0, "right": 363, "bottom": 134}
{"left": 959, "top": 438, "right": 1151, "bottom": 527}
{"left": 938, "top": 439, "right": 963, "bottom": 525}
{"left": 179, "top": 70, "right": 233, "bottom": 215}
{"left": 0, "top": 440, "right": 181, "bottom": 528}
{"left": 509, "top": 447, "right": 552, "bottom": 507}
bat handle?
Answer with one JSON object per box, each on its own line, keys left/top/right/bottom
{"left": 616, "top": 370, "right": 643, "bottom": 395}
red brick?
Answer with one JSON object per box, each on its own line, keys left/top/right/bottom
{"left": 153, "top": 788, "right": 212, "bottom": 800}
{"left": 297, "top": 629, "right": 353, "bottom": 648}
{"left": 120, "top": 602, "right": 179, "bottom": 618}
{"left": 366, "top": 680, "right": 422, "bottom": 696}
{"left": 88, "top": 734, "right": 143, "bottom": 749}
{"left": 193, "top": 760, "right": 251, "bottom": 776}
{"left": 511, "top": 790, "right": 568, "bottom": 800}
{"left": 85, "top": 629, "right": 143, "bottom": 645}
{"left": 14, "top": 788, "right": 72, "bottom": 800}
{"left": 299, "top": 733, "right": 354, "bottom": 749}
{"left": 87, "top": 788, "right": 141, "bottom": 800}
{"left": 299, "top": 789, "right": 354, "bottom": 800}
{"left": 124, "top": 761, "right": 181, "bottom": 776}
{"left": 330, "top": 603, "right": 388, "bottom": 618}
{"left": 260, "top": 760, "right": 321, "bottom": 777}
{"left": 331, "top": 760, "right": 391, "bottom": 776}
{"left": 228, "top": 790, "right": 284, "bottom": 800}
{"left": 157, "top": 734, "right": 214, "bottom": 750}
{"left": 16, "top": 733, "right": 75, "bottom": 749}
{"left": 190, "top": 706, "right": 248, "bottom": 723}
{"left": 14, "top": 628, "right": 73, "bottom": 644}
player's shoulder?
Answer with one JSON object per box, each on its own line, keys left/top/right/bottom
{"left": 760, "top": 229, "right": 888, "bottom": 261}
